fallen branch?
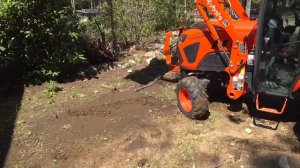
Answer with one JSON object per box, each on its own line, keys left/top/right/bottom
{"left": 135, "top": 75, "right": 163, "bottom": 92}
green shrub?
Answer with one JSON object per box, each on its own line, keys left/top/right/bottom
{"left": 0, "top": 0, "right": 195, "bottom": 83}
{"left": 43, "top": 80, "right": 62, "bottom": 98}
{"left": 86, "top": 0, "right": 194, "bottom": 48}
{"left": 0, "top": 0, "right": 84, "bottom": 82}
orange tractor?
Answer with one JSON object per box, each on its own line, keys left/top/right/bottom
{"left": 164, "top": 0, "right": 300, "bottom": 119}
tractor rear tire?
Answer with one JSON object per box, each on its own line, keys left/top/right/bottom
{"left": 176, "top": 76, "right": 209, "bottom": 119}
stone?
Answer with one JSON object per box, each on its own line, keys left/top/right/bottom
{"left": 122, "top": 63, "right": 132, "bottom": 69}
{"left": 156, "top": 54, "right": 165, "bottom": 60}
{"left": 77, "top": 93, "right": 86, "bottom": 98}
{"left": 249, "top": 124, "right": 256, "bottom": 128}
{"left": 133, "top": 54, "right": 142, "bottom": 62}
{"left": 145, "top": 51, "right": 156, "bottom": 58}
{"left": 128, "top": 59, "right": 136, "bottom": 64}
{"left": 245, "top": 128, "right": 252, "bottom": 134}
{"left": 108, "top": 65, "right": 115, "bottom": 71}
{"left": 146, "top": 57, "right": 155, "bottom": 65}
{"left": 137, "top": 158, "right": 149, "bottom": 168}
{"left": 129, "top": 45, "right": 136, "bottom": 52}
{"left": 62, "top": 124, "right": 72, "bottom": 129}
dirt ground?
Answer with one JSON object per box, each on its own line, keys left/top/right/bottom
{"left": 1, "top": 44, "right": 300, "bottom": 168}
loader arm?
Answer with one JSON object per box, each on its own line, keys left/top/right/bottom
{"left": 224, "top": 0, "right": 250, "bottom": 20}
{"left": 194, "top": 0, "right": 255, "bottom": 100}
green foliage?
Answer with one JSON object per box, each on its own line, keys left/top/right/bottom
{"left": 43, "top": 80, "right": 62, "bottom": 98}
{"left": 152, "top": 0, "right": 194, "bottom": 30}
{"left": 85, "top": 0, "right": 194, "bottom": 47}
{"left": 75, "top": 0, "right": 91, "bottom": 9}
{"left": 0, "top": 0, "right": 195, "bottom": 83}
{"left": 176, "top": 141, "right": 192, "bottom": 160}
{"left": 0, "top": 0, "right": 84, "bottom": 82}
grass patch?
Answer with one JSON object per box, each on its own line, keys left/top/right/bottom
{"left": 14, "top": 120, "right": 32, "bottom": 140}
{"left": 108, "top": 78, "right": 129, "bottom": 85}
{"left": 158, "top": 85, "right": 176, "bottom": 101}
{"left": 133, "top": 54, "right": 142, "bottom": 63}
{"left": 208, "top": 112, "right": 221, "bottom": 122}
{"left": 194, "top": 135, "right": 205, "bottom": 144}
{"left": 43, "top": 81, "right": 62, "bottom": 98}
{"left": 169, "top": 156, "right": 184, "bottom": 168}
{"left": 25, "top": 95, "right": 38, "bottom": 103}
{"left": 176, "top": 141, "right": 192, "bottom": 160}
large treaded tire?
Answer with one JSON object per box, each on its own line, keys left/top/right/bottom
{"left": 176, "top": 76, "right": 209, "bottom": 119}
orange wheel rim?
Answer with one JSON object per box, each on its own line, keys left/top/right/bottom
{"left": 179, "top": 88, "right": 192, "bottom": 112}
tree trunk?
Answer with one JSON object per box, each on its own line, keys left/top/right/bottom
{"left": 71, "top": 0, "right": 75, "bottom": 12}
{"left": 107, "top": 0, "right": 117, "bottom": 55}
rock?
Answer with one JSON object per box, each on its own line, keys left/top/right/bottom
{"left": 249, "top": 124, "right": 256, "bottom": 128}
{"left": 133, "top": 54, "right": 141, "bottom": 63}
{"left": 146, "top": 57, "right": 157, "bottom": 65}
{"left": 154, "top": 43, "right": 163, "bottom": 49}
{"left": 128, "top": 59, "right": 136, "bottom": 64}
{"left": 101, "top": 64, "right": 110, "bottom": 72}
{"left": 154, "top": 50, "right": 161, "bottom": 55}
{"left": 172, "top": 31, "right": 179, "bottom": 36}
{"left": 156, "top": 53, "right": 165, "bottom": 60}
{"left": 137, "top": 158, "right": 149, "bottom": 168}
{"left": 77, "top": 93, "right": 86, "bottom": 98}
{"left": 227, "top": 154, "right": 234, "bottom": 159}
{"left": 245, "top": 128, "right": 252, "bottom": 134}
{"left": 62, "top": 124, "right": 72, "bottom": 129}
{"left": 146, "top": 58, "right": 153, "bottom": 65}
{"left": 108, "top": 65, "right": 115, "bottom": 71}
{"left": 122, "top": 63, "right": 132, "bottom": 69}
{"left": 230, "top": 141, "right": 235, "bottom": 147}
{"left": 129, "top": 45, "right": 136, "bottom": 52}
{"left": 159, "top": 45, "right": 165, "bottom": 53}
{"left": 127, "top": 69, "right": 133, "bottom": 73}
{"left": 145, "top": 51, "right": 156, "bottom": 58}
{"left": 281, "top": 126, "right": 287, "bottom": 131}
{"left": 160, "top": 44, "right": 164, "bottom": 49}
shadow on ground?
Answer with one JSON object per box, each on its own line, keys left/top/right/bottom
{"left": 58, "top": 62, "right": 116, "bottom": 83}
{"left": 221, "top": 92, "right": 300, "bottom": 140}
{"left": 125, "top": 58, "right": 170, "bottom": 85}
{"left": 0, "top": 68, "right": 24, "bottom": 168}
{"left": 222, "top": 135, "right": 300, "bottom": 167}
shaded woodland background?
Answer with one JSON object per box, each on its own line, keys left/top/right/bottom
{"left": 0, "top": 0, "right": 195, "bottom": 86}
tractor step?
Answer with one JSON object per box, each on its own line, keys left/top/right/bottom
{"left": 253, "top": 117, "right": 280, "bottom": 130}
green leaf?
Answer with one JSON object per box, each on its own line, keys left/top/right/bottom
{"left": 0, "top": 46, "right": 6, "bottom": 52}
{"left": 68, "top": 31, "right": 78, "bottom": 39}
